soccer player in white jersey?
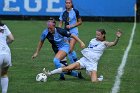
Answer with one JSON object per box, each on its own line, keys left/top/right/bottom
{"left": 43, "top": 29, "right": 122, "bottom": 82}
{"left": 0, "top": 20, "right": 14, "bottom": 93}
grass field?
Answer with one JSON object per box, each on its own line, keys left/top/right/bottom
{"left": 1, "top": 20, "right": 140, "bottom": 93}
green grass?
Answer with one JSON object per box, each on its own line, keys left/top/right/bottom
{"left": 1, "top": 20, "right": 140, "bottom": 93}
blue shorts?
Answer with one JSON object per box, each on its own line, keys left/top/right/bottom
{"left": 58, "top": 43, "right": 70, "bottom": 54}
{"left": 70, "top": 27, "right": 79, "bottom": 37}
{"left": 64, "top": 27, "right": 79, "bottom": 41}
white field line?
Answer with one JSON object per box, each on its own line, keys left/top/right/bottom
{"left": 111, "top": 14, "right": 137, "bottom": 93}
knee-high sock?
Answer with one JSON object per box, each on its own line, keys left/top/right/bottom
{"left": 53, "top": 57, "right": 65, "bottom": 78}
{"left": 68, "top": 51, "right": 77, "bottom": 64}
{"left": 53, "top": 57, "right": 61, "bottom": 68}
{"left": 71, "top": 70, "right": 78, "bottom": 77}
{"left": 53, "top": 57, "right": 78, "bottom": 78}
{"left": 1, "top": 77, "right": 8, "bottom": 93}
{"left": 50, "top": 68, "right": 63, "bottom": 75}
{"left": 71, "top": 51, "right": 78, "bottom": 62}
{"left": 65, "top": 70, "right": 78, "bottom": 77}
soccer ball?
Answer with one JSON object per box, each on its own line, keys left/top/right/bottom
{"left": 36, "top": 73, "right": 47, "bottom": 82}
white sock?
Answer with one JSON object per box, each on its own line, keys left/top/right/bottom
{"left": 98, "top": 75, "right": 103, "bottom": 81}
{"left": 50, "top": 68, "right": 63, "bottom": 75}
{"left": 1, "top": 77, "right": 9, "bottom": 93}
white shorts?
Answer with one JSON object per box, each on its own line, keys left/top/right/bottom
{"left": 77, "top": 57, "right": 98, "bottom": 72}
{"left": 0, "top": 54, "right": 12, "bottom": 68}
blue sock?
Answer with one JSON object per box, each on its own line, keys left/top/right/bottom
{"left": 68, "top": 51, "right": 78, "bottom": 64}
{"left": 53, "top": 57, "right": 61, "bottom": 68}
{"left": 53, "top": 57, "right": 65, "bottom": 79}
{"left": 68, "top": 53, "right": 74, "bottom": 63}
{"left": 70, "top": 70, "right": 78, "bottom": 77}
{"left": 71, "top": 51, "right": 78, "bottom": 62}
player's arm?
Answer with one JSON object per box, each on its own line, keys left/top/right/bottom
{"left": 32, "top": 31, "right": 46, "bottom": 59}
{"left": 66, "top": 9, "right": 82, "bottom": 29}
{"left": 3, "top": 25, "right": 14, "bottom": 44}
{"left": 59, "top": 27, "right": 85, "bottom": 48}
{"left": 70, "top": 34, "right": 85, "bottom": 48}
{"left": 32, "top": 40, "right": 44, "bottom": 59}
{"left": 58, "top": 12, "right": 63, "bottom": 28}
{"left": 105, "top": 31, "right": 122, "bottom": 47}
{"left": 66, "top": 18, "right": 82, "bottom": 29}
{"left": 7, "top": 33, "right": 14, "bottom": 44}
{"left": 59, "top": 20, "right": 63, "bottom": 28}
{"left": 71, "top": 18, "right": 82, "bottom": 28}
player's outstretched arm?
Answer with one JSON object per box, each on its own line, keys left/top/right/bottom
{"left": 70, "top": 34, "right": 85, "bottom": 48}
{"left": 105, "top": 30, "right": 122, "bottom": 47}
{"left": 32, "top": 41, "right": 44, "bottom": 59}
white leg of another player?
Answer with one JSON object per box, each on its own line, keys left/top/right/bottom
{"left": 1, "top": 77, "right": 8, "bottom": 93}
{"left": 43, "top": 68, "right": 63, "bottom": 76}
{"left": 50, "top": 68, "right": 63, "bottom": 75}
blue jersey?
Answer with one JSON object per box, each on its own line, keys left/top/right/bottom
{"left": 40, "top": 27, "right": 71, "bottom": 54}
{"left": 59, "top": 8, "right": 81, "bottom": 36}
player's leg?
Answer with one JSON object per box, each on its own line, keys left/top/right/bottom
{"left": 59, "top": 57, "right": 67, "bottom": 80}
{"left": 52, "top": 47, "right": 67, "bottom": 80}
{"left": 58, "top": 44, "right": 81, "bottom": 78}
{"left": 0, "top": 54, "right": 11, "bottom": 93}
{"left": 54, "top": 50, "right": 67, "bottom": 67}
{"left": 90, "top": 70, "right": 98, "bottom": 82}
{"left": 90, "top": 71, "right": 103, "bottom": 82}
{"left": 60, "top": 58, "right": 84, "bottom": 79}
{"left": 71, "top": 51, "right": 77, "bottom": 62}
{"left": 68, "top": 38, "right": 77, "bottom": 63}
{"left": 63, "top": 62, "right": 84, "bottom": 79}
{"left": 68, "top": 51, "right": 77, "bottom": 64}
{"left": 43, "top": 62, "right": 81, "bottom": 76}
{"left": 1, "top": 66, "right": 9, "bottom": 93}
{"left": 67, "top": 39, "right": 84, "bottom": 78}
{"left": 89, "top": 64, "right": 103, "bottom": 82}
{"left": 53, "top": 50, "right": 67, "bottom": 80}
{"left": 63, "top": 62, "right": 81, "bottom": 71}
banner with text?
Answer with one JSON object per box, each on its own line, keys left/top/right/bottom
{"left": 0, "top": 0, "right": 136, "bottom": 17}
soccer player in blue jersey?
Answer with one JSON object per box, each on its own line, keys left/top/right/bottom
{"left": 59, "top": 0, "right": 82, "bottom": 64}
{"left": 32, "top": 18, "right": 85, "bottom": 80}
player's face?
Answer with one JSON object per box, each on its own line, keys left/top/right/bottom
{"left": 65, "top": 0, "right": 72, "bottom": 9}
{"left": 96, "top": 31, "right": 105, "bottom": 41}
{"left": 48, "top": 26, "right": 55, "bottom": 34}
{"left": 47, "top": 21, "right": 55, "bottom": 33}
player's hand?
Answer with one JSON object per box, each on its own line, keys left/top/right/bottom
{"left": 32, "top": 52, "right": 38, "bottom": 59}
{"left": 116, "top": 29, "right": 122, "bottom": 38}
{"left": 66, "top": 25, "right": 71, "bottom": 29}
{"left": 80, "top": 42, "right": 85, "bottom": 48}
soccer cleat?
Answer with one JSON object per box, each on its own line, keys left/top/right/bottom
{"left": 98, "top": 75, "right": 103, "bottom": 81}
{"left": 59, "top": 76, "right": 65, "bottom": 80}
{"left": 42, "top": 68, "right": 51, "bottom": 76}
{"left": 77, "top": 72, "right": 85, "bottom": 79}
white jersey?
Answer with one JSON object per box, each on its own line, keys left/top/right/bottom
{"left": 81, "top": 38, "right": 107, "bottom": 62}
{"left": 0, "top": 25, "right": 11, "bottom": 54}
